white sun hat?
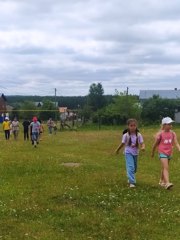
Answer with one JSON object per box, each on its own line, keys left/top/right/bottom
{"left": 161, "top": 117, "right": 174, "bottom": 125}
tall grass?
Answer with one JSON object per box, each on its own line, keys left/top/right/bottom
{"left": 0, "top": 124, "right": 179, "bottom": 239}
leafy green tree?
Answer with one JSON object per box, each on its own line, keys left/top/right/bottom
{"left": 20, "top": 101, "right": 37, "bottom": 120}
{"left": 39, "top": 100, "right": 58, "bottom": 121}
{"left": 79, "top": 105, "right": 93, "bottom": 124}
{"left": 141, "top": 95, "right": 180, "bottom": 123}
{"left": 87, "top": 83, "right": 106, "bottom": 111}
{"left": 9, "top": 103, "right": 21, "bottom": 120}
{"left": 102, "top": 93, "right": 141, "bottom": 124}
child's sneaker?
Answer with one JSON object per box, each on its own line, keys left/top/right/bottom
{"left": 165, "top": 183, "right": 173, "bottom": 190}
{"left": 159, "top": 181, "right": 166, "bottom": 187}
{"left": 129, "top": 184, "right": 136, "bottom": 188}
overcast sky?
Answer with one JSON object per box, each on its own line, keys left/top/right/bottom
{"left": 0, "top": 0, "right": 180, "bottom": 96}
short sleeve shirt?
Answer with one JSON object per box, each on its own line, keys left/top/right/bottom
{"left": 12, "top": 121, "right": 19, "bottom": 131}
{"left": 122, "top": 133, "right": 144, "bottom": 156}
{"left": 30, "top": 121, "right": 40, "bottom": 133}
{"left": 157, "top": 131, "right": 175, "bottom": 156}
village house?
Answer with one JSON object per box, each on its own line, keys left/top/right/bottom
{"left": 0, "top": 94, "right": 7, "bottom": 113}
{"left": 139, "top": 88, "right": 180, "bottom": 101}
{"left": 0, "top": 94, "right": 14, "bottom": 122}
{"left": 0, "top": 94, "right": 7, "bottom": 122}
{"left": 139, "top": 89, "right": 180, "bottom": 123}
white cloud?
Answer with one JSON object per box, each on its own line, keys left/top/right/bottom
{"left": 0, "top": 0, "right": 180, "bottom": 96}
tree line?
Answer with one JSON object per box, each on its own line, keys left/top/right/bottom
{"left": 6, "top": 83, "right": 180, "bottom": 124}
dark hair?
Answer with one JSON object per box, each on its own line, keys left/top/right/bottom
{"left": 123, "top": 128, "right": 139, "bottom": 134}
{"left": 126, "top": 119, "right": 139, "bottom": 147}
{"left": 127, "top": 118, "right": 138, "bottom": 126}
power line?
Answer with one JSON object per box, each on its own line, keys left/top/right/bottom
{"left": 0, "top": 109, "right": 60, "bottom": 112}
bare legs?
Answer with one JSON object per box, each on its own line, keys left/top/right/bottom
{"left": 160, "top": 158, "right": 169, "bottom": 183}
{"left": 159, "top": 158, "right": 173, "bottom": 189}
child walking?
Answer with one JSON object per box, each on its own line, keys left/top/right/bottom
{"left": 115, "top": 119, "right": 145, "bottom": 188}
{"left": 11, "top": 117, "right": 20, "bottom": 140}
{"left": 151, "top": 117, "right": 180, "bottom": 190}
{"left": 2, "top": 117, "right": 11, "bottom": 140}
{"left": 30, "top": 116, "right": 40, "bottom": 148}
{"left": 22, "top": 119, "right": 30, "bottom": 141}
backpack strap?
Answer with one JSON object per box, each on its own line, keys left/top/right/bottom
{"left": 124, "top": 132, "right": 141, "bottom": 146}
{"left": 124, "top": 132, "right": 130, "bottom": 146}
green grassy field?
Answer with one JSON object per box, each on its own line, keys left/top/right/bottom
{"left": 0, "top": 125, "right": 179, "bottom": 240}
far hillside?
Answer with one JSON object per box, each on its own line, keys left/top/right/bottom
{"left": 6, "top": 95, "right": 114, "bottom": 109}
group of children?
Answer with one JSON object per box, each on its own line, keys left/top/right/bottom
{"left": 2, "top": 116, "right": 44, "bottom": 147}
{"left": 2, "top": 115, "right": 180, "bottom": 188}
{"left": 2, "top": 116, "right": 58, "bottom": 147}
{"left": 115, "top": 117, "right": 180, "bottom": 190}
{"left": 2, "top": 117, "right": 20, "bottom": 140}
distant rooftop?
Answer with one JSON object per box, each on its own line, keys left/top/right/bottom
{"left": 139, "top": 89, "right": 180, "bottom": 100}
{"left": 1, "top": 94, "right": 7, "bottom": 101}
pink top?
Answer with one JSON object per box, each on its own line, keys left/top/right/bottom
{"left": 157, "top": 131, "right": 175, "bottom": 156}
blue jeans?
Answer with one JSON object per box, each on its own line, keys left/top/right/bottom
{"left": 32, "top": 132, "right": 39, "bottom": 141}
{"left": 125, "top": 154, "right": 138, "bottom": 184}
{"left": 48, "top": 127, "right": 53, "bottom": 134}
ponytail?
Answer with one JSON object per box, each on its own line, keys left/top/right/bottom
{"left": 127, "top": 128, "right": 139, "bottom": 147}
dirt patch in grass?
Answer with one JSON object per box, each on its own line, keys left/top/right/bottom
{"left": 61, "top": 162, "right": 81, "bottom": 167}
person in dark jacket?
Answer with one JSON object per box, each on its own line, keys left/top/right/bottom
{"left": 22, "top": 119, "right": 30, "bottom": 141}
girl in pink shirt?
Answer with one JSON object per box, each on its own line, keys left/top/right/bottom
{"left": 151, "top": 117, "right": 180, "bottom": 190}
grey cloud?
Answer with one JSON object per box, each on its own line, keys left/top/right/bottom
{"left": 1, "top": 0, "right": 180, "bottom": 96}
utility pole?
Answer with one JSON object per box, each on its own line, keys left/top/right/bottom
{"left": 126, "top": 86, "right": 129, "bottom": 96}
{"left": 54, "top": 88, "right": 57, "bottom": 107}
{"left": 54, "top": 88, "right": 57, "bottom": 121}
